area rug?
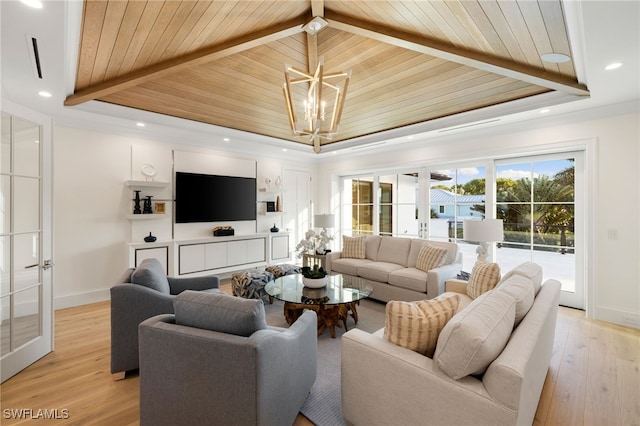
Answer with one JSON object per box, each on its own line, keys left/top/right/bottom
{"left": 264, "top": 298, "right": 387, "bottom": 426}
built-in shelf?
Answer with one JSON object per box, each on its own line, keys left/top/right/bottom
{"left": 258, "top": 188, "right": 282, "bottom": 194}
{"left": 125, "top": 180, "right": 169, "bottom": 189}
{"left": 260, "top": 211, "right": 284, "bottom": 216}
{"left": 126, "top": 214, "right": 168, "bottom": 220}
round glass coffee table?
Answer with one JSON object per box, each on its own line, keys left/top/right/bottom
{"left": 265, "top": 274, "right": 373, "bottom": 338}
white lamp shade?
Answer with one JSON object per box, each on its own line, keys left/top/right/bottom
{"left": 314, "top": 213, "right": 335, "bottom": 229}
{"left": 463, "top": 219, "right": 504, "bottom": 242}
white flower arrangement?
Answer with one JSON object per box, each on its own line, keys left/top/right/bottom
{"left": 295, "top": 228, "right": 334, "bottom": 258}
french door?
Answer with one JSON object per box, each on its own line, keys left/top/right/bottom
{"left": 1, "top": 104, "right": 53, "bottom": 382}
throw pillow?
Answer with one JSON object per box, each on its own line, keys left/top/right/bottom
{"left": 415, "top": 244, "right": 448, "bottom": 272}
{"left": 130, "top": 258, "right": 171, "bottom": 294}
{"left": 384, "top": 293, "right": 459, "bottom": 357}
{"left": 174, "top": 291, "right": 267, "bottom": 337}
{"left": 495, "top": 276, "right": 534, "bottom": 326}
{"left": 342, "top": 235, "right": 366, "bottom": 259}
{"left": 434, "top": 290, "right": 516, "bottom": 380}
{"left": 466, "top": 261, "right": 501, "bottom": 299}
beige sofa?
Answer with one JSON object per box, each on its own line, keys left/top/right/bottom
{"left": 325, "top": 236, "right": 461, "bottom": 302}
{"left": 341, "top": 262, "right": 561, "bottom": 426}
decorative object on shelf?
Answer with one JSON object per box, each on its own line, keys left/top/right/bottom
{"left": 301, "top": 264, "right": 328, "bottom": 288}
{"left": 141, "top": 164, "right": 157, "bottom": 181}
{"left": 274, "top": 176, "right": 282, "bottom": 188}
{"left": 264, "top": 176, "right": 272, "bottom": 188}
{"left": 270, "top": 223, "right": 279, "bottom": 233}
{"left": 463, "top": 219, "right": 504, "bottom": 262}
{"left": 143, "top": 232, "right": 157, "bottom": 243}
{"left": 212, "top": 226, "right": 235, "bottom": 237}
{"left": 143, "top": 195, "right": 153, "bottom": 214}
{"left": 295, "top": 228, "right": 334, "bottom": 258}
{"left": 266, "top": 201, "right": 276, "bottom": 212}
{"left": 133, "top": 190, "right": 142, "bottom": 214}
{"left": 154, "top": 201, "right": 166, "bottom": 214}
{"left": 276, "top": 195, "right": 281, "bottom": 212}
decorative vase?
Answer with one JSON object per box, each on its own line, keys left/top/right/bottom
{"left": 270, "top": 223, "right": 279, "bottom": 232}
{"left": 302, "top": 276, "right": 328, "bottom": 288}
{"left": 144, "top": 232, "right": 157, "bottom": 243}
{"left": 143, "top": 195, "right": 153, "bottom": 214}
{"left": 133, "top": 190, "right": 142, "bottom": 214}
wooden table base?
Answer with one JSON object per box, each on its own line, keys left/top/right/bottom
{"left": 283, "top": 301, "right": 359, "bottom": 338}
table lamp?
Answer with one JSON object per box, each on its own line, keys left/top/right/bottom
{"left": 314, "top": 213, "right": 335, "bottom": 232}
{"left": 463, "top": 219, "right": 504, "bottom": 262}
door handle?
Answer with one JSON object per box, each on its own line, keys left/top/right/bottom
{"left": 25, "top": 260, "right": 54, "bottom": 270}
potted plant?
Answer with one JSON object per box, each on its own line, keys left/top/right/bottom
{"left": 301, "top": 264, "right": 328, "bottom": 288}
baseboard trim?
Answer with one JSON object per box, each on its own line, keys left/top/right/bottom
{"left": 595, "top": 305, "right": 640, "bottom": 329}
{"left": 54, "top": 289, "right": 110, "bottom": 310}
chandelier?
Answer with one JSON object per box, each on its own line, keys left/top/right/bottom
{"left": 283, "top": 56, "right": 351, "bottom": 144}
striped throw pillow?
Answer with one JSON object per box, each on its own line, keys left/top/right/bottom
{"left": 384, "top": 293, "right": 460, "bottom": 357}
{"left": 415, "top": 244, "right": 448, "bottom": 272}
{"left": 342, "top": 235, "right": 366, "bottom": 259}
{"left": 466, "top": 261, "right": 501, "bottom": 299}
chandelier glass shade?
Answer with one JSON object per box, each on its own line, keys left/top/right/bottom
{"left": 283, "top": 57, "right": 351, "bottom": 141}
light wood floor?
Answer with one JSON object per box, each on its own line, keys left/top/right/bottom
{"left": 1, "top": 284, "right": 638, "bottom": 425}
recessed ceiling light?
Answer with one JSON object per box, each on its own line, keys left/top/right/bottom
{"left": 605, "top": 62, "right": 623, "bottom": 71}
{"left": 38, "top": 91, "right": 52, "bottom": 98}
{"left": 541, "top": 53, "right": 571, "bottom": 63}
{"left": 539, "top": 109, "right": 551, "bottom": 114}
{"left": 20, "top": 0, "right": 43, "bottom": 8}
{"left": 407, "top": 136, "right": 414, "bottom": 140}
{"left": 282, "top": 149, "right": 288, "bottom": 152}
{"left": 223, "top": 138, "right": 230, "bottom": 142}
{"left": 136, "top": 122, "right": 145, "bottom": 127}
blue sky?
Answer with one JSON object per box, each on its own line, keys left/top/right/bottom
{"left": 433, "top": 159, "right": 574, "bottom": 186}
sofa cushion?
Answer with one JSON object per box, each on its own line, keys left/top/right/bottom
{"left": 388, "top": 268, "right": 429, "bottom": 293}
{"left": 342, "top": 235, "right": 367, "bottom": 259}
{"left": 131, "top": 259, "right": 170, "bottom": 294}
{"left": 466, "top": 261, "right": 501, "bottom": 299}
{"left": 357, "top": 262, "right": 405, "bottom": 283}
{"left": 495, "top": 276, "right": 535, "bottom": 326}
{"left": 384, "top": 293, "right": 460, "bottom": 357}
{"left": 174, "top": 291, "right": 267, "bottom": 337}
{"left": 434, "top": 290, "right": 516, "bottom": 380}
{"left": 440, "top": 291, "right": 473, "bottom": 313}
{"left": 416, "top": 244, "right": 448, "bottom": 272}
{"left": 365, "top": 236, "right": 382, "bottom": 261}
{"left": 376, "top": 236, "right": 411, "bottom": 267}
{"left": 331, "top": 258, "right": 374, "bottom": 276}
{"left": 498, "top": 262, "right": 543, "bottom": 295}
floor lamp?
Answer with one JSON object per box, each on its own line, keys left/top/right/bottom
{"left": 463, "top": 219, "right": 504, "bottom": 262}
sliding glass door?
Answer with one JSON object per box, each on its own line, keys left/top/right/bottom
{"left": 495, "top": 152, "right": 583, "bottom": 308}
{"left": 339, "top": 151, "right": 584, "bottom": 310}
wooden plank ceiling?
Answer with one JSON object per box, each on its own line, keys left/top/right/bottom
{"left": 67, "top": 0, "right": 588, "bottom": 153}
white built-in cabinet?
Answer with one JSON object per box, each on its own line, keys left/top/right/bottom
{"left": 129, "top": 232, "right": 290, "bottom": 277}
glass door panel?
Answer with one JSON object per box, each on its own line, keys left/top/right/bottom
{"left": 1, "top": 109, "right": 52, "bottom": 383}
{"left": 496, "top": 154, "right": 582, "bottom": 308}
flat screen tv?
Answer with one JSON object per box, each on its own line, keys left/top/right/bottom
{"left": 175, "top": 172, "right": 257, "bottom": 223}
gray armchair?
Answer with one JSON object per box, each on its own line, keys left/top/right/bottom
{"left": 139, "top": 291, "right": 318, "bottom": 426}
{"left": 110, "top": 258, "right": 219, "bottom": 378}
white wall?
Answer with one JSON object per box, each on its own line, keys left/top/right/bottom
{"left": 315, "top": 104, "right": 640, "bottom": 328}
{"left": 53, "top": 126, "right": 314, "bottom": 309}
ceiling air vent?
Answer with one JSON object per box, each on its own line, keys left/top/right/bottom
{"left": 26, "top": 35, "right": 43, "bottom": 79}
